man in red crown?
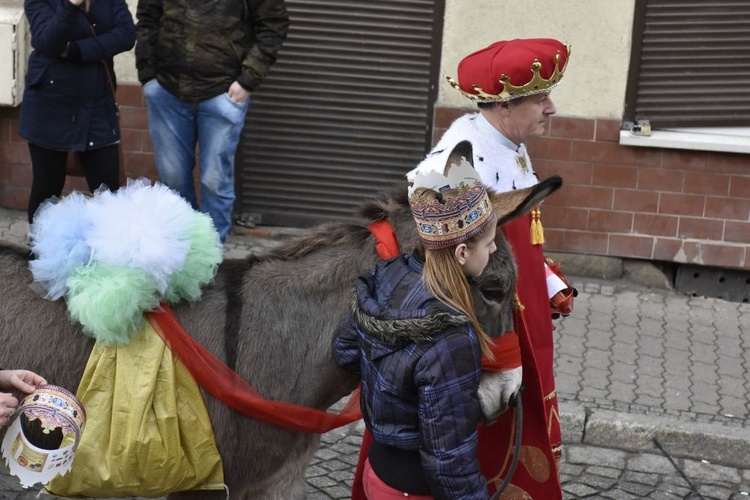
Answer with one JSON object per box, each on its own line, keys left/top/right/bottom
{"left": 349, "top": 38, "right": 575, "bottom": 499}
{"left": 407, "top": 37, "right": 575, "bottom": 499}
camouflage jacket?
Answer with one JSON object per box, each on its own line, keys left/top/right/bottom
{"left": 135, "top": 0, "right": 289, "bottom": 100}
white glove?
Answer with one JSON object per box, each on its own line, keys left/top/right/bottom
{"left": 477, "top": 367, "right": 523, "bottom": 422}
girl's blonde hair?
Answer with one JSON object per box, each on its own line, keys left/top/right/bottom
{"left": 419, "top": 222, "right": 495, "bottom": 358}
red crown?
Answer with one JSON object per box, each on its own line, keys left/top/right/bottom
{"left": 447, "top": 38, "right": 570, "bottom": 102}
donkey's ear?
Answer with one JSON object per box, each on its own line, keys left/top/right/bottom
{"left": 444, "top": 140, "right": 475, "bottom": 175}
{"left": 492, "top": 176, "right": 563, "bottom": 226}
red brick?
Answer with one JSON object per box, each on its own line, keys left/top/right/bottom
{"left": 532, "top": 159, "right": 549, "bottom": 180}
{"left": 678, "top": 217, "right": 724, "bottom": 240}
{"left": 744, "top": 247, "right": 750, "bottom": 269}
{"left": 637, "top": 169, "right": 684, "bottom": 193}
{"left": 549, "top": 116, "right": 595, "bottom": 140}
{"left": 115, "top": 84, "right": 144, "bottom": 107}
{"left": 701, "top": 244, "right": 745, "bottom": 269}
{"left": 662, "top": 149, "right": 708, "bottom": 171}
{"left": 725, "top": 221, "right": 750, "bottom": 244}
{"left": 614, "top": 189, "right": 658, "bottom": 213}
{"left": 565, "top": 185, "right": 613, "bottom": 209}
{"left": 119, "top": 106, "right": 149, "bottom": 130}
{"left": 125, "top": 152, "right": 157, "bottom": 178}
{"left": 705, "top": 196, "right": 750, "bottom": 221}
{"left": 142, "top": 131, "right": 155, "bottom": 153}
{"left": 707, "top": 151, "right": 750, "bottom": 175}
{"left": 729, "top": 176, "right": 750, "bottom": 198}
{"left": 0, "top": 185, "right": 28, "bottom": 210}
{"left": 9, "top": 163, "right": 31, "bottom": 186}
{"left": 616, "top": 146, "right": 662, "bottom": 168}
{"left": 633, "top": 214, "right": 678, "bottom": 237}
{"left": 653, "top": 238, "right": 700, "bottom": 263}
{"left": 659, "top": 193, "right": 705, "bottom": 217}
{"left": 595, "top": 119, "right": 621, "bottom": 143}
{"left": 10, "top": 124, "right": 24, "bottom": 143}
{"left": 0, "top": 107, "right": 20, "bottom": 120}
{"left": 0, "top": 142, "right": 30, "bottom": 165}
{"left": 571, "top": 141, "right": 616, "bottom": 164}
{"left": 0, "top": 118, "right": 9, "bottom": 142}
{"left": 543, "top": 228, "right": 565, "bottom": 250}
{"left": 62, "top": 177, "right": 88, "bottom": 194}
{"left": 593, "top": 164, "right": 637, "bottom": 188}
{"left": 529, "top": 136, "right": 573, "bottom": 161}
{"left": 546, "top": 160, "right": 592, "bottom": 185}
{"left": 561, "top": 230, "right": 609, "bottom": 254}
{"left": 120, "top": 129, "right": 142, "bottom": 153}
{"left": 543, "top": 206, "right": 588, "bottom": 230}
{"left": 683, "top": 172, "right": 729, "bottom": 196}
{"left": 588, "top": 210, "right": 632, "bottom": 232}
{"left": 609, "top": 234, "right": 654, "bottom": 258}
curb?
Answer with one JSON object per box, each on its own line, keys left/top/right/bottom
{"left": 559, "top": 401, "right": 750, "bottom": 469}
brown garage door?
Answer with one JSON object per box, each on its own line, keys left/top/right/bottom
{"left": 235, "top": 0, "right": 445, "bottom": 227}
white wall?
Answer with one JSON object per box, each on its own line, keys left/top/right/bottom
{"left": 114, "top": 0, "right": 138, "bottom": 84}
{"left": 440, "top": 0, "right": 636, "bottom": 119}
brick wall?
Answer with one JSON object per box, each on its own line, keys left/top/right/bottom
{"left": 435, "top": 107, "right": 750, "bottom": 270}
{"left": 0, "top": 83, "right": 158, "bottom": 211}
{"left": 1, "top": 94, "right": 748, "bottom": 269}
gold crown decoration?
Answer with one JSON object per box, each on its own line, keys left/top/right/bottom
{"left": 1, "top": 385, "right": 86, "bottom": 488}
{"left": 447, "top": 41, "right": 570, "bottom": 103}
{"left": 408, "top": 143, "right": 494, "bottom": 249}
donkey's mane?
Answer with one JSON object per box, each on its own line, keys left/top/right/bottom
{"left": 269, "top": 184, "right": 409, "bottom": 261}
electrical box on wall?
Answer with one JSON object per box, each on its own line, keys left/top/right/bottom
{"left": 0, "top": 0, "right": 28, "bottom": 106}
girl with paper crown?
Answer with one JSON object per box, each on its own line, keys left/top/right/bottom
{"left": 332, "top": 142, "right": 499, "bottom": 499}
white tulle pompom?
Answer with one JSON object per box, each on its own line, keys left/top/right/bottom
{"left": 85, "top": 179, "right": 197, "bottom": 293}
{"left": 28, "top": 192, "right": 93, "bottom": 300}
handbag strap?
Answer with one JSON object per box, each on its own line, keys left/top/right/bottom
{"left": 80, "top": 13, "right": 119, "bottom": 118}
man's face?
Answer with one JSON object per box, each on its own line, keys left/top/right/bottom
{"left": 505, "top": 92, "right": 557, "bottom": 143}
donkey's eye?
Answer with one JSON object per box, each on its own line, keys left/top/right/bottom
{"left": 480, "top": 287, "right": 507, "bottom": 303}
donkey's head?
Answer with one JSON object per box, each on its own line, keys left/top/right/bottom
{"left": 360, "top": 140, "right": 562, "bottom": 338}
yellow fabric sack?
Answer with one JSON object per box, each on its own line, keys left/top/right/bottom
{"left": 47, "top": 319, "right": 224, "bottom": 497}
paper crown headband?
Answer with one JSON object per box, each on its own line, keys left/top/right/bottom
{"left": 447, "top": 38, "right": 570, "bottom": 102}
{"left": 1, "top": 385, "right": 86, "bottom": 488}
{"left": 408, "top": 141, "right": 494, "bottom": 249}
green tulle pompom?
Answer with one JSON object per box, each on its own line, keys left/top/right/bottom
{"left": 163, "top": 212, "right": 223, "bottom": 304}
{"left": 66, "top": 263, "right": 160, "bottom": 345}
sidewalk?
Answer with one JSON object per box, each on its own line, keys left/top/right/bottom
{"left": 2, "top": 206, "right": 750, "bottom": 495}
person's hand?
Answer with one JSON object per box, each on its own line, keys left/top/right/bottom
{"left": 477, "top": 367, "right": 522, "bottom": 422}
{"left": 227, "top": 81, "right": 250, "bottom": 104}
{"left": 0, "top": 370, "right": 46, "bottom": 428}
{"left": 0, "top": 392, "right": 19, "bottom": 428}
{"left": 0, "top": 369, "right": 47, "bottom": 395}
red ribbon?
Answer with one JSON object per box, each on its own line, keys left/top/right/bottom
{"left": 147, "top": 306, "right": 362, "bottom": 434}
{"left": 368, "top": 220, "right": 401, "bottom": 259}
{"left": 482, "top": 331, "right": 522, "bottom": 371}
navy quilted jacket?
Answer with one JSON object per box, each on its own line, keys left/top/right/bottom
{"left": 19, "top": 0, "right": 136, "bottom": 151}
{"left": 332, "top": 254, "right": 488, "bottom": 499}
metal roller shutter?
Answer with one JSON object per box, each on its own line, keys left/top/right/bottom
{"left": 624, "top": 0, "right": 750, "bottom": 129}
{"left": 235, "top": 0, "right": 444, "bottom": 227}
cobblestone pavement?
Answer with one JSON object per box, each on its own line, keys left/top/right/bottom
{"left": 2, "top": 210, "right": 750, "bottom": 498}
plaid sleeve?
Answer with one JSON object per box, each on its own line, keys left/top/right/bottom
{"left": 415, "top": 327, "right": 488, "bottom": 499}
{"left": 331, "top": 314, "right": 362, "bottom": 376}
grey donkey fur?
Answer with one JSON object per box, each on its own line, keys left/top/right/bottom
{"left": 0, "top": 142, "right": 561, "bottom": 499}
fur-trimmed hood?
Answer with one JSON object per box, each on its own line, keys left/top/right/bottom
{"left": 352, "top": 254, "right": 471, "bottom": 351}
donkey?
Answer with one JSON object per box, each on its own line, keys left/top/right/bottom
{"left": 0, "top": 143, "right": 561, "bottom": 499}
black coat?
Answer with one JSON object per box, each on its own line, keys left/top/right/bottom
{"left": 19, "top": 0, "right": 136, "bottom": 151}
{"left": 135, "top": 0, "right": 289, "bottom": 100}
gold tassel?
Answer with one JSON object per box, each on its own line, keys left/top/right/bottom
{"left": 530, "top": 207, "right": 545, "bottom": 245}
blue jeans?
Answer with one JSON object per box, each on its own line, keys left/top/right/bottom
{"left": 143, "top": 80, "right": 250, "bottom": 243}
